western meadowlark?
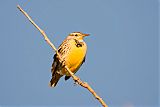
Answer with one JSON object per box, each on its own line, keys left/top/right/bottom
{"left": 49, "top": 32, "right": 89, "bottom": 87}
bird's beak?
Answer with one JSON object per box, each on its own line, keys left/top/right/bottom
{"left": 83, "top": 33, "right": 90, "bottom": 37}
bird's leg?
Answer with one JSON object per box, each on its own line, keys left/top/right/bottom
{"left": 73, "top": 77, "right": 80, "bottom": 86}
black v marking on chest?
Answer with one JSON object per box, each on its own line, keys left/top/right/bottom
{"left": 74, "top": 39, "right": 83, "bottom": 48}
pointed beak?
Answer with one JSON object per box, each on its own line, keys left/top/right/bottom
{"left": 83, "top": 33, "right": 90, "bottom": 37}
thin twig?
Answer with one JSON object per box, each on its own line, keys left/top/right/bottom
{"left": 17, "top": 5, "right": 108, "bottom": 107}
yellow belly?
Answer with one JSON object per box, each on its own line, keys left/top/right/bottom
{"left": 61, "top": 40, "right": 87, "bottom": 76}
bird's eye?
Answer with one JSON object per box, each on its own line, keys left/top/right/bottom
{"left": 75, "top": 34, "right": 78, "bottom": 36}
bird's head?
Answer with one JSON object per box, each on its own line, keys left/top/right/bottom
{"left": 67, "top": 32, "right": 90, "bottom": 40}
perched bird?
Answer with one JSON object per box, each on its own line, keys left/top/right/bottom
{"left": 49, "top": 32, "right": 89, "bottom": 87}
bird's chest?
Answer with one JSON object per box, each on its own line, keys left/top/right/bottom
{"left": 59, "top": 39, "right": 87, "bottom": 75}
{"left": 66, "top": 42, "right": 86, "bottom": 64}
{"left": 64, "top": 40, "right": 86, "bottom": 70}
{"left": 67, "top": 45, "right": 86, "bottom": 66}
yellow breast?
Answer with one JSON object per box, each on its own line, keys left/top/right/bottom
{"left": 62, "top": 39, "right": 87, "bottom": 75}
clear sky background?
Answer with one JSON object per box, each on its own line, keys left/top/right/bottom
{"left": 0, "top": 0, "right": 159, "bottom": 107}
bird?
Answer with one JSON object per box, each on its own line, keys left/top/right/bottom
{"left": 49, "top": 32, "right": 89, "bottom": 87}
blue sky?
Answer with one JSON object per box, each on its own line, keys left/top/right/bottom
{"left": 0, "top": 0, "right": 159, "bottom": 107}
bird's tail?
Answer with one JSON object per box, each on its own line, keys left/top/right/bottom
{"left": 49, "top": 72, "right": 62, "bottom": 87}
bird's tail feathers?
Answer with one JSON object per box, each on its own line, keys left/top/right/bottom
{"left": 49, "top": 72, "right": 62, "bottom": 87}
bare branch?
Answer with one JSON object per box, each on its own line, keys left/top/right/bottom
{"left": 17, "top": 5, "right": 108, "bottom": 107}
